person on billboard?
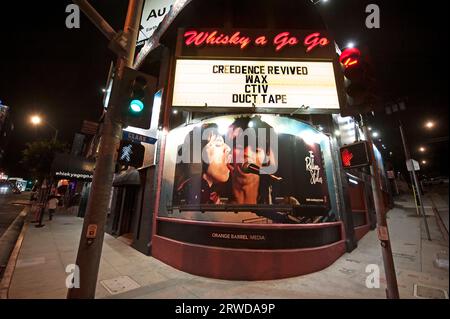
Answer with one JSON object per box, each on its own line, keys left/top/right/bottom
{"left": 174, "top": 123, "right": 231, "bottom": 205}
{"left": 226, "top": 116, "right": 281, "bottom": 205}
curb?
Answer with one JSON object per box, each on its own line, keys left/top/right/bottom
{"left": 0, "top": 207, "right": 29, "bottom": 299}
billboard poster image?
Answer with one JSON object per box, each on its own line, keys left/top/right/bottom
{"left": 160, "top": 114, "right": 337, "bottom": 224}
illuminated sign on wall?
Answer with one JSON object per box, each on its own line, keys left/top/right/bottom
{"left": 183, "top": 30, "right": 330, "bottom": 52}
{"left": 178, "top": 29, "right": 335, "bottom": 59}
{"left": 172, "top": 59, "right": 340, "bottom": 110}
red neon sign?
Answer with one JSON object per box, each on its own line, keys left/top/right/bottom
{"left": 273, "top": 32, "right": 299, "bottom": 51}
{"left": 183, "top": 30, "right": 330, "bottom": 53}
{"left": 339, "top": 48, "right": 361, "bottom": 69}
{"left": 343, "top": 58, "right": 358, "bottom": 67}
{"left": 304, "top": 32, "right": 330, "bottom": 53}
{"left": 184, "top": 30, "right": 251, "bottom": 49}
{"left": 341, "top": 149, "right": 354, "bottom": 167}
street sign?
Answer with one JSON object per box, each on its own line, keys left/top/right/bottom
{"left": 377, "top": 226, "right": 389, "bottom": 241}
{"left": 406, "top": 159, "right": 420, "bottom": 172}
{"left": 340, "top": 141, "right": 372, "bottom": 169}
{"left": 137, "top": 0, "right": 175, "bottom": 46}
{"left": 81, "top": 120, "right": 99, "bottom": 136}
{"left": 122, "top": 130, "right": 157, "bottom": 144}
{"left": 86, "top": 224, "right": 98, "bottom": 239}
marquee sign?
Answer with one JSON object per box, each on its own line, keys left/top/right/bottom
{"left": 172, "top": 59, "right": 340, "bottom": 110}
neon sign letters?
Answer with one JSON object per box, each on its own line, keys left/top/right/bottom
{"left": 183, "top": 30, "right": 330, "bottom": 53}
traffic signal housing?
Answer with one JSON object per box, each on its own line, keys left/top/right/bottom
{"left": 120, "top": 67, "right": 157, "bottom": 129}
{"left": 340, "top": 141, "right": 372, "bottom": 169}
{"left": 118, "top": 140, "right": 146, "bottom": 168}
{"left": 339, "top": 47, "right": 376, "bottom": 117}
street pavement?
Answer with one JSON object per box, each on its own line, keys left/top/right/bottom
{"left": 0, "top": 192, "right": 30, "bottom": 238}
{"left": 5, "top": 190, "right": 449, "bottom": 299}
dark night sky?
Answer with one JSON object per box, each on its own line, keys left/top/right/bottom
{"left": 319, "top": 0, "right": 449, "bottom": 177}
{"left": 0, "top": 0, "right": 128, "bottom": 177}
{"left": 0, "top": 0, "right": 448, "bottom": 178}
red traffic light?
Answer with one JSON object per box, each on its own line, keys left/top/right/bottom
{"left": 340, "top": 141, "right": 371, "bottom": 169}
{"left": 339, "top": 47, "right": 361, "bottom": 69}
{"left": 341, "top": 149, "right": 354, "bottom": 167}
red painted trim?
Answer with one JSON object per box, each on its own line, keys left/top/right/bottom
{"left": 354, "top": 224, "right": 371, "bottom": 241}
{"left": 152, "top": 235, "right": 346, "bottom": 280}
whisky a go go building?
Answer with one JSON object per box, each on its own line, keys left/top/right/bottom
{"left": 106, "top": 0, "right": 390, "bottom": 280}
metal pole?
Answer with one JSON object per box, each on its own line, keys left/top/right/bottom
{"left": 67, "top": 0, "right": 143, "bottom": 299}
{"left": 73, "top": 0, "right": 118, "bottom": 42}
{"left": 361, "top": 117, "right": 399, "bottom": 299}
{"left": 411, "top": 183, "right": 420, "bottom": 216}
{"left": 398, "top": 123, "right": 431, "bottom": 240}
{"left": 53, "top": 129, "right": 59, "bottom": 143}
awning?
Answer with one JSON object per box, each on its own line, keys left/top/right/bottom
{"left": 113, "top": 168, "right": 141, "bottom": 187}
{"left": 51, "top": 153, "right": 95, "bottom": 181}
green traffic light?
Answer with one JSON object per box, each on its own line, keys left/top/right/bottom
{"left": 130, "top": 99, "right": 144, "bottom": 113}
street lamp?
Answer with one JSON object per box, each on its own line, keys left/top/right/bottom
{"left": 421, "top": 160, "right": 427, "bottom": 165}
{"left": 419, "top": 146, "right": 425, "bottom": 152}
{"left": 30, "top": 115, "right": 42, "bottom": 125}
{"left": 425, "top": 121, "right": 434, "bottom": 129}
{"left": 29, "top": 114, "right": 59, "bottom": 142}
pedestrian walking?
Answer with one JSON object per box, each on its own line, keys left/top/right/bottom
{"left": 47, "top": 196, "right": 59, "bottom": 221}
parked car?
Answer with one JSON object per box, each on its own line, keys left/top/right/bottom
{"left": 423, "top": 176, "right": 449, "bottom": 185}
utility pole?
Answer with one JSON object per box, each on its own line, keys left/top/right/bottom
{"left": 360, "top": 115, "right": 400, "bottom": 299}
{"left": 399, "top": 121, "right": 431, "bottom": 241}
{"left": 67, "top": 0, "right": 143, "bottom": 299}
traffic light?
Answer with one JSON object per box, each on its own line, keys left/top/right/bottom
{"left": 120, "top": 67, "right": 157, "bottom": 129}
{"left": 118, "top": 140, "right": 146, "bottom": 168}
{"left": 340, "top": 141, "right": 372, "bottom": 169}
{"left": 339, "top": 47, "right": 376, "bottom": 117}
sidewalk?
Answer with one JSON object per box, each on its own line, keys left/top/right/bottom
{"left": 6, "top": 194, "right": 449, "bottom": 299}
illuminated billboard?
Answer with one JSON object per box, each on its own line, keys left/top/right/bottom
{"left": 159, "top": 114, "right": 338, "bottom": 224}
{"left": 172, "top": 59, "right": 340, "bottom": 110}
